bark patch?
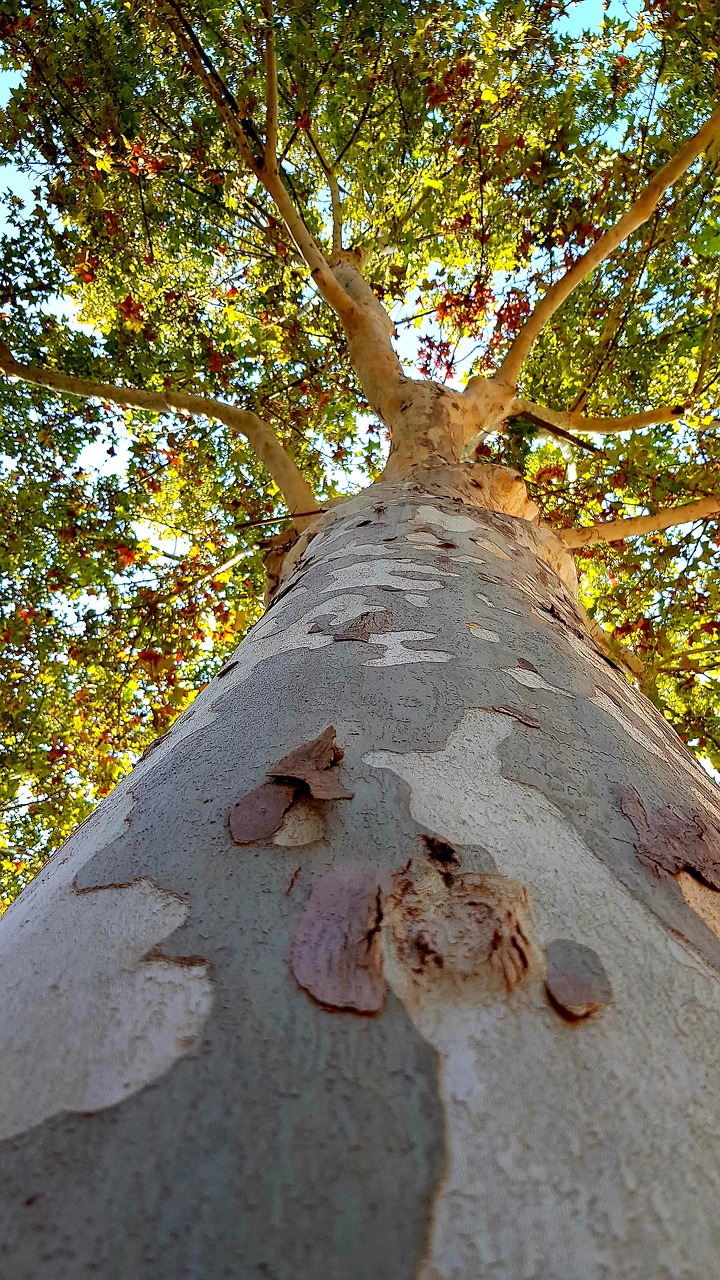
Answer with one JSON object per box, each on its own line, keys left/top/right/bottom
{"left": 620, "top": 786, "right": 720, "bottom": 891}
{"left": 492, "top": 705, "right": 541, "bottom": 729}
{"left": 229, "top": 728, "right": 352, "bottom": 845}
{"left": 229, "top": 781, "right": 296, "bottom": 845}
{"left": 290, "top": 870, "right": 386, "bottom": 1014}
{"left": 312, "top": 608, "right": 394, "bottom": 643}
{"left": 544, "top": 939, "right": 612, "bottom": 1020}
{"left": 385, "top": 866, "right": 535, "bottom": 1004}
{"left": 422, "top": 834, "right": 461, "bottom": 866}
{"left": 268, "top": 726, "right": 353, "bottom": 800}
{"left": 517, "top": 657, "right": 539, "bottom": 672}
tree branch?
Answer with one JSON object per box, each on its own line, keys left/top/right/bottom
{"left": 562, "top": 495, "right": 720, "bottom": 548}
{"left": 163, "top": 2, "right": 355, "bottom": 325}
{"left": 329, "top": 253, "right": 409, "bottom": 425}
{"left": 499, "top": 105, "right": 720, "bottom": 387}
{"left": 162, "top": 2, "right": 354, "bottom": 323}
{"left": 0, "top": 343, "right": 321, "bottom": 531}
{"left": 261, "top": 0, "right": 279, "bottom": 171}
{"left": 508, "top": 404, "right": 602, "bottom": 452}
{"left": 163, "top": 2, "right": 261, "bottom": 171}
{"left": 513, "top": 397, "right": 688, "bottom": 437}
{"left": 569, "top": 223, "right": 659, "bottom": 414}
{"left": 304, "top": 126, "right": 343, "bottom": 254}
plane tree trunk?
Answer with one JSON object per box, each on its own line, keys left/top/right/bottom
{"left": 1, "top": 463, "right": 719, "bottom": 1280}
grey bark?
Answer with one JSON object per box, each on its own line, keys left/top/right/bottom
{"left": 1, "top": 472, "right": 719, "bottom": 1280}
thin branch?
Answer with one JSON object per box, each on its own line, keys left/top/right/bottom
{"left": 499, "top": 106, "right": 720, "bottom": 387}
{"left": 163, "top": 1, "right": 261, "bottom": 172}
{"left": 304, "top": 126, "right": 343, "bottom": 254}
{"left": 334, "top": 52, "right": 383, "bottom": 166}
{"left": 0, "top": 342, "right": 321, "bottom": 530}
{"left": 163, "top": 2, "right": 356, "bottom": 324}
{"left": 509, "top": 406, "right": 602, "bottom": 453}
{"left": 329, "top": 172, "right": 343, "bottom": 257}
{"left": 373, "top": 186, "right": 433, "bottom": 255}
{"left": 570, "top": 220, "right": 658, "bottom": 413}
{"left": 562, "top": 495, "right": 720, "bottom": 548}
{"left": 693, "top": 267, "right": 720, "bottom": 397}
{"left": 261, "top": 0, "right": 279, "bottom": 171}
{"left": 513, "top": 397, "right": 688, "bottom": 437}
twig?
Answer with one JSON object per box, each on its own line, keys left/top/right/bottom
{"left": 692, "top": 267, "right": 720, "bottom": 397}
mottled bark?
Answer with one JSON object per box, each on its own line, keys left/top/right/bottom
{"left": 1, "top": 470, "right": 719, "bottom": 1279}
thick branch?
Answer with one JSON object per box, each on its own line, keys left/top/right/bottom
{"left": 260, "top": 166, "right": 353, "bottom": 319}
{"left": 562, "top": 495, "right": 720, "bottom": 548}
{"left": 330, "top": 254, "right": 409, "bottom": 423}
{"left": 0, "top": 345, "right": 320, "bottom": 530}
{"left": 500, "top": 106, "right": 720, "bottom": 387}
{"left": 513, "top": 398, "right": 687, "bottom": 437}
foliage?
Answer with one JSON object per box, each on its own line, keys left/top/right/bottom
{"left": 0, "top": 0, "right": 719, "bottom": 907}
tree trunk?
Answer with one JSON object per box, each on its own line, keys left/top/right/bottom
{"left": 1, "top": 469, "right": 719, "bottom": 1280}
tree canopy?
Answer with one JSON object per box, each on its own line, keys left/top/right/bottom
{"left": 1, "top": 0, "right": 719, "bottom": 908}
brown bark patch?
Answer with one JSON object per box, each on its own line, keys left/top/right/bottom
{"left": 268, "top": 726, "right": 354, "bottom": 800}
{"left": 516, "top": 657, "right": 539, "bottom": 673}
{"left": 290, "top": 870, "right": 386, "bottom": 1014}
{"left": 422, "top": 834, "right": 461, "bottom": 866}
{"left": 492, "top": 705, "right": 541, "bottom": 729}
{"left": 620, "top": 786, "right": 720, "bottom": 891}
{"left": 229, "top": 728, "right": 352, "bottom": 845}
{"left": 329, "top": 609, "right": 394, "bottom": 643}
{"left": 229, "top": 781, "right": 296, "bottom": 845}
{"left": 422, "top": 834, "right": 461, "bottom": 886}
{"left": 544, "top": 939, "right": 612, "bottom": 1020}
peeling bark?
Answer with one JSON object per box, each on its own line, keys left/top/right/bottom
{"left": 2, "top": 474, "right": 720, "bottom": 1280}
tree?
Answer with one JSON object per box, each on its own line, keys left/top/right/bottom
{"left": 0, "top": 0, "right": 719, "bottom": 1274}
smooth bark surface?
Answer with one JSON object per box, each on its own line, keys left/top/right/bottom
{"left": 1, "top": 473, "right": 719, "bottom": 1278}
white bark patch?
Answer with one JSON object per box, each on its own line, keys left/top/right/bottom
{"left": 410, "top": 505, "right": 482, "bottom": 533}
{"left": 0, "top": 839, "right": 211, "bottom": 1138}
{"left": 467, "top": 623, "right": 500, "bottom": 643}
{"left": 273, "top": 799, "right": 326, "bottom": 847}
{"left": 405, "top": 594, "right": 430, "bottom": 607}
{"left": 591, "top": 687, "right": 661, "bottom": 759}
{"left": 364, "top": 632, "right": 452, "bottom": 667}
{"left": 321, "top": 558, "right": 453, "bottom": 595}
{"left": 327, "top": 540, "right": 411, "bottom": 560}
{"left": 131, "top": 596, "right": 376, "bottom": 782}
{"left": 677, "top": 873, "right": 720, "bottom": 941}
{"left": 471, "top": 536, "right": 512, "bottom": 560}
{"left": 587, "top": 672, "right": 720, "bottom": 825}
{"left": 365, "top": 712, "right": 720, "bottom": 1279}
{"left": 449, "top": 553, "right": 488, "bottom": 566}
{"left": 407, "top": 531, "right": 444, "bottom": 546}
{"left": 503, "top": 666, "right": 573, "bottom": 696}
